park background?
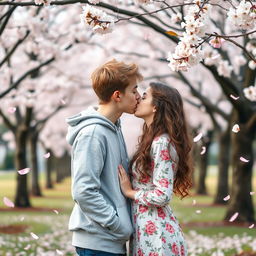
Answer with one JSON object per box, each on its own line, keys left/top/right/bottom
{"left": 0, "top": 0, "right": 256, "bottom": 255}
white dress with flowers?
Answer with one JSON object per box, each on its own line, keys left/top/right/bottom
{"left": 130, "top": 134, "right": 187, "bottom": 256}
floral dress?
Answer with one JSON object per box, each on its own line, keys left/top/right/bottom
{"left": 130, "top": 134, "right": 187, "bottom": 256}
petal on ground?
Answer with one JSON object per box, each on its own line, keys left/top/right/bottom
{"left": 30, "top": 232, "right": 39, "bottom": 240}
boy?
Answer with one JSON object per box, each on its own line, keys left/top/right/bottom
{"left": 66, "top": 59, "right": 142, "bottom": 256}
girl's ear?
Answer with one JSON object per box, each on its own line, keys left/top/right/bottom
{"left": 153, "top": 106, "right": 157, "bottom": 113}
{"left": 111, "top": 90, "right": 121, "bottom": 102}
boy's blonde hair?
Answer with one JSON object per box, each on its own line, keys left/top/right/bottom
{"left": 91, "top": 59, "right": 143, "bottom": 103}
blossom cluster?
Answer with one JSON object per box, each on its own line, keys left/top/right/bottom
{"left": 243, "top": 85, "right": 256, "bottom": 101}
{"left": 167, "top": 1, "right": 211, "bottom": 71}
{"left": 80, "top": 5, "right": 115, "bottom": 34}
{"left": 227, "top": 0, "right": 256, "bottom": 30}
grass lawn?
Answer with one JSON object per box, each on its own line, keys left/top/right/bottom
{"left": 0, "top": 166, "right": 255, "bottom": 256}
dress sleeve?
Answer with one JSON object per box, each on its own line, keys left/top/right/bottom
{"left": 134, "top": 137, "right": 176, "bottom": 207}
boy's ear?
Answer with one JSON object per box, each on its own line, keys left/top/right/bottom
{"left": 112, "top": 90, "right": 121, "bottom": 102}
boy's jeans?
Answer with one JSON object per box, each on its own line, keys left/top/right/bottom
{"left": 75, "top": 247, "right": 126, "bottom": 256}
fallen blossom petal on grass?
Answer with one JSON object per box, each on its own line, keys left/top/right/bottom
{"left": 56, "top": 249, "right": 64, "bottom": 255}
{"left": 249, "top": 224, "right": 254, "bottom": 229}
{"left": 24, "top": 244, "right": 31, "bottom": 250}
{"left": 17, "top": 168, "right": 30, "bottom": 175}
{"left": 196, "top": 210, "right": 202, "bottom": 214}
{"left": 3, "top": 197, "right": 15, "bottom": 208}
{"left": 193, "top": 133, "right": 203, "bottom": 142}
{"left": 30, "top": 232, "right": 39, "bottom": 240}
{"left": 192, "top": 199, "right": 196, "bottom": 205}
{"left": 53, "top": 210, "right": 59, "bottom": 214}
{"left": 240, "top": 157, "right": 249, "bottom": 163}
{"left": 229, "top": 212, "right": 239, "bottom": 222}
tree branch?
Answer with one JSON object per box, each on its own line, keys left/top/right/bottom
{"left": 0, "top": 30, "right": 30, "bottom": 68}
{"left": 0, "top": 6, "right": 16, "bottom": 36}
{"left": 0, "top": 57, "right": 54, "bottom": 99}
{"left": 0, "top": 108, "right": 16, "bottom": 132}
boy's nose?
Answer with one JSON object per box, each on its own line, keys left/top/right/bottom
{"left": 136, "top": 92, "right": 141, "bottom": 101}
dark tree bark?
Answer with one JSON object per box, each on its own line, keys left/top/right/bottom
{"left": 224, "top": 112, "right": 255, "bottom": 222}
{"left": 196, "top": 130, "right": 213, "bottom": 195}
{"left": 45, "top": 149, "right": 54, "bottom": 189}
{"left": 29, "top": 131, "right": 42, "bottom": 196}
{"left": 214, "top": 125, "right": 231, "bottom": 205}
{"left": 14, "top": 126, "right": 31, "bottom": 207}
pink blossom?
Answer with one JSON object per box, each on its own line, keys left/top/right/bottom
{"left": 209, "top": 37, "right": 225, "bottom": 48}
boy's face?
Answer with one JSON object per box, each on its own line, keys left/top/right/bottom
{"left": 119, "top": 77, "right": 141, "bottom": 114}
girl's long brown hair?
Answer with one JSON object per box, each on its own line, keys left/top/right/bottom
{"left": 130, "top": 82, "right": 193, "bottom": 199}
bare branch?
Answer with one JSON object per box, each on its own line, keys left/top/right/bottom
{"left": 0, "top": 31, "right": 30, "bottom": 68}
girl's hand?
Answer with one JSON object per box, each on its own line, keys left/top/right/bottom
{"left": 118, "top": 165, "right": 136, "bottom": 199}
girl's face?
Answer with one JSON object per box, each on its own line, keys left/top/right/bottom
{"left": 135, "top": 87, "right": 156, "bottom": 122}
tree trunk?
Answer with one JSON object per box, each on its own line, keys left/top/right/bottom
{"left": 213, "top": 125, "right": 231, "bottom": 204}
{"left": 196, "top": 130, "right": 213, "bottom": 195}
{"left": 56, "top": 156, "right": 64, "bottom": 183}
{"left": 224, "top": 114, "right": 255, "bottom": 222}
{"left": 29, "top": 131, "right": 42, "bottom": 196}
{"left": 46, "top": 149, "right": 54, "bottom": 189}
{"left": 14, "top": 127, "right": 31, "bottom": 207}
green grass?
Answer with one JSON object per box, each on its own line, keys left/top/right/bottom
{"left": 0, "top": 166, "right": 255, "bottom": 255}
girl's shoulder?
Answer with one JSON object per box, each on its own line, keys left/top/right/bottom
{"left": 152, "top": 133, "right": 171, "bottom": 144}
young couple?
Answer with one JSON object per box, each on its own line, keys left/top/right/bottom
{"left": 66, "top": 59, "right": 193, "bottom": 256}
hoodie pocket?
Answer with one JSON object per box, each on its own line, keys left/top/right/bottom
{"left": 110, "top": 205, "right": 134, "bottom": 241}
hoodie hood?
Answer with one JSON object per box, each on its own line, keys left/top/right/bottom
{"left": 66, "top": 106, "right": 120, "bottom": 145}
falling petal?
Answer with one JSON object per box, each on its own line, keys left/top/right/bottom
{"left": 223, "top": 195, "right": 230, "bottom": 201}
{"left": 20, "top": 216, "right": 25, "bottom": 221}
{"left": 240, "top": 157, "right": 249, "bottom": 163}
{"left": 229, "top": 212, "right": 239, "bottom": 222}
{"left": 195, "top": 210, "right": 201, "bottom": 214}
{"left": 60, "top": 99, "right": 66, "bottom": 105}
{"left": 200, "top": 146, "right": 206, "bottom": 155}
{"left": 192, "top": 199, "right": 196, "bottom": 205}
{"left": 250, "top": 191, "right": 255, "bottom": 196}
{"left": 3, "top": 197, "right": 14, "bottom": 208}
{"left": 232, "top": 124, "right": 240, "bottom": 133}
{"left": 230, "top": 94, "right": 239, "bottom": 100}
{"left": 30, "top": 232, "right": 39, "bottom": 240}
{"left": 56, "top": 249, "right": 64, "bottom": 255}
{"left": 44, "top": 152, "right": 50, "bottom": 159}
{"left": 193, "top": 133, "right": 203, "bottom": 142}
{"left": 249, "top": 224, "right": 254, "bottom": 229}
{"left": 24, "top": 244, "right": 31, "bottom": 250}
{"left": 8, "top": 107, "right": 16, "bottom": 113}
{"left": 18, "top": 168, "right": 30, "bottom": 175}
{"left": 53, "top": 209, "right": 59, "bottom": 214}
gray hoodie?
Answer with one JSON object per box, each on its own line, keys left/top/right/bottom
{"left": 66, "top": 106, "right": 133, "bottom": 254}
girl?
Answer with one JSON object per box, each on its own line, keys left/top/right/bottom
{"left": 118, "top": 82, "right": 193, "bottom": 256}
